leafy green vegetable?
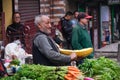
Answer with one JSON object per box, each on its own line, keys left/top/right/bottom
{"left": 10, "top": 59, "right": 20, "bottom": 65}
{"left": 1, "top": 64, "right": 68, "bottom": 80}
{"left": 78, "top": 57, "right": 120, "bottom": 80}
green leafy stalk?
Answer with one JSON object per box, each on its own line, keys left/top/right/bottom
{"left": 78, "top": 57, "right": 120, "bottom": 80}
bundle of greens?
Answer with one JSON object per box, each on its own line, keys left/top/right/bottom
{"left": 1, "top": 64, "right": 83, "bottom": 80}
{"left": 10, "top": 59, "right": 20, "bottom": 66}
{"left": 78, "top": 57, "right": 120, "bottom": 80}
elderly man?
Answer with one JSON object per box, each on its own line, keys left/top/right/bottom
{"left": 32, "top": 15, "right": 77, "bottom": 66}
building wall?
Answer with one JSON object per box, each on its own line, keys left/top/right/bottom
{"left": 65, "top": 0, "right": 78, "bottom": 12}
{"left": 40, "top": 0, "right": 66, "bottom": 24}
{"left": 2, "top": 0, "right": 12, "bottom": 29}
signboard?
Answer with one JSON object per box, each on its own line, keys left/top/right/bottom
{"left": 100, "top": 6, "right": 111, "bottom": 45}
{"left": 108, "top": 0, "right": 120, "bottom": 5}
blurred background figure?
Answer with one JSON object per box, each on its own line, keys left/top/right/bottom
{"left": 4, "top": 40, "right": 28, "bottom": 65}
{"left": 72, "top": 12, "right": 94, "bottom": 60}
{"left": 60, "top": 11, "right": 73, "bottom": 49}
{"left": 70, "top": 10, "right": 79, "bottom": 27}
{"left": 6, "top": 12, "right": 25, "bottom": 47}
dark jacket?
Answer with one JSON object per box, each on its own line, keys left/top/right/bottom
{"left": 32, "top": 31, "right": 71, "bottom": 66}
{"left": 61, "top": 17, "right": 73, "bottom": 43}
{"left": 6, "top": 23, "right": 25, "bottom": 44}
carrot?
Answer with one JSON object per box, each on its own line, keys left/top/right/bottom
{"left": 68, "top": 66, "right": 80, "bottom": 72}
{"left": 64, "top": 75, "right": 72, "bottom": 80}
{"left": 68, "top": 69, "right": 80, "bottom": 72}
{"left": 68, "top": 71, "right": 79, "bottom": 78}
{"left": 68, "top": 71, "right": 80, "bottom": 74}
{"left": 67, "top": 73, "right": 72, "bottom": 77}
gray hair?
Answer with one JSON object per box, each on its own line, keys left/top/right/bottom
{"left": 34, "top": 15, "right": 42, "bottom": 26}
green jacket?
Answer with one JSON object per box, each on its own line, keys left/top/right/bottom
{"left": 72, "top": 23, "right": 94, "bottom": 58}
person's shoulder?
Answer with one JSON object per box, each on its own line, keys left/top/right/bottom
{"left": 61, "top": 17, "right": 64, "bottom": 20}
{"left": 73, "top": 24, "right": 79, "bottom": 28}
{"left": 60, "top": 17, "right": 66, "bottom": 22}
{"left": 34, "top": 33, "right": 47, "bottom": 40}
{"left": 7, "top": 24, "right": 13, "bottom": 28}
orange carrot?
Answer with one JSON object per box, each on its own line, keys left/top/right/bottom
{"left": 69, "top": 71, "right": 80, "bottom": 74}
{"left": 68, "top": 71, "right": 79, "bottom": 78}
{"left": 68, "top": 66, "right": 80, "bottom": 72}
{"left": 64, "top": 75, "right": 72, "bottom": 80}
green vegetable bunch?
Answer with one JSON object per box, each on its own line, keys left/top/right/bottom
{"left": 1, "top": 64, "right": 68, "bottom": 80}
{"left": 78, "top": 57, "right": 120, "bottom": 80}
{"left": 10, "top": 59, "right": 20, "bottom": 65}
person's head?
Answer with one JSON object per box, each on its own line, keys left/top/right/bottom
{"left": 64, "top": 11, "right": 73, "bottom": 20}
{"left": 34, "top": 15, "right": 52, "bottom": 34}
{"left": 12, "top": 12, "right": 21, "bottom": 23}
{"left": 73, "top": 10, "right": 79, "bottom": 19}
{"left": 78, "top": 12, "right": 92, "bottom": 26}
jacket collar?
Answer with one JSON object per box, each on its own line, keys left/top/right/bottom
{"left": 78, "top": 23, "right": 86, "bottom": 29}
{"left": 37, "top": 30, "right": 48, "bottom": 36}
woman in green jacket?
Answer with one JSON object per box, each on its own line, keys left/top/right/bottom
{"left": 72, "top": 12, "right": 94, "bottom": 59}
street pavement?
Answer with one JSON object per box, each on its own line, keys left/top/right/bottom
{"left": 95, "top": 41, "right": 120, "bottom": 52}
{"left": 94, "top": 41, "right": 120, "bottom": 62}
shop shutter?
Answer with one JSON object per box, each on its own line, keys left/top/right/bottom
{"left": 18, "top": 0, "right": 40, "bottom": 23}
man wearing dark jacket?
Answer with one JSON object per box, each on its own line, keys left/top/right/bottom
{"left": 61, "top": 11, "right": 73, "bottom": 49}
{"left": 32, "top": 15, "right": 77, "bottom": 66}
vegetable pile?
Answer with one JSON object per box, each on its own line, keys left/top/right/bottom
{"left": 78, "top": 57, "right": 120, "bottom": 80}
{"left": 1, "top": 64, "right": 83, "bottom": 80}
{"left": 10, "top": 59, "right": 20, "bottom": 65}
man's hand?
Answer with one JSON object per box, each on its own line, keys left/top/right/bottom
{"left": 70, "top": 52, "right": 77, "bottom": 61}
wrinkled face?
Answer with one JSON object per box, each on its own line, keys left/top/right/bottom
{"left": 39, "top": 16, "right": 52, "bottom": 34}
{"left": 80, "top": 18, "right": 89, "bottom": 25}
{"left": 13, "top": 13, "right": 21, "bottom": 23}
{"left": 74, "top": 12, "right": 79, "bottom": 18}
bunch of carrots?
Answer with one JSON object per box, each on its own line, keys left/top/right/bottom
{"left": 64, "top": 66, "right": 84, "bottom": 80}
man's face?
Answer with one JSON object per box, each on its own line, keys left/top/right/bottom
{"left": 80, "top": 18, "right": 89, "bottom": 25}
{"left": 13, "top": 13, "right": 21, "bottom": 23}
{"left": 39, "top": 16, "right": 52, "bottom": 34}
{"left": 74, "top": 12, "right": 79, "bottom": 18}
